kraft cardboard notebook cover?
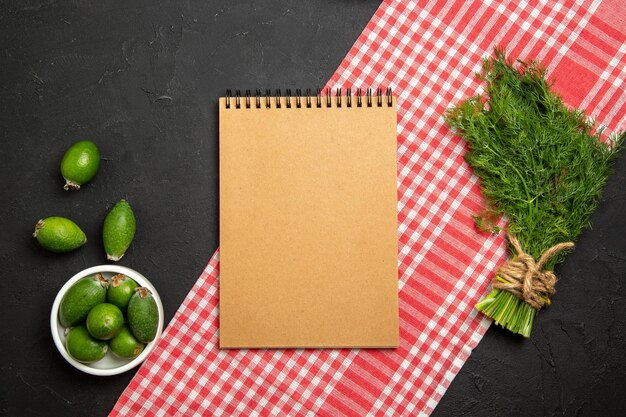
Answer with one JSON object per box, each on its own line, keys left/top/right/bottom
{"left": 219, "top": 90, "right": 398, "bottom": 348}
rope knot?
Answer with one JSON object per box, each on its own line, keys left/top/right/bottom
{"left": 492, "top": 234, "right": 574, "bottom": 310}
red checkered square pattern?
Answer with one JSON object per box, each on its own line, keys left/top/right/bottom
{"left": 111, "top": 1, "right": 625, "bottom": 415}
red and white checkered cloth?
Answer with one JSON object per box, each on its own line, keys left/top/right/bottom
{"left": 111, "top": 1, "right": 626, "bottom": 415}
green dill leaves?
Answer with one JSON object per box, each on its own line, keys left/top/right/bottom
{"left": 445, "top": 48, "right": 624, "bottom": 337}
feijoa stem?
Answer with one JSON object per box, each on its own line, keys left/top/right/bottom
{"left": 96, "top": 272, "right": 110, "bottom": 289}
{"left": 32, "top": 219, "right": 44, "bottom": 237}
{"left": 111, "top": 274, "right": 124, "bottom": 288}
{"left": 136, "top": 287, "right": 151, "bottom": 298}
{"left": 63, "top": 180, "right": 81, "bottom": 191}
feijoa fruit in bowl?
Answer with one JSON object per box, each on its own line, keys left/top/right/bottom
{"left": 51, "top": 265, "right": 163, "bottom": 376}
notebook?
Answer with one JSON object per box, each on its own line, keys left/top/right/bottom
{"left": 219, "top": 88, "right": 399, "bottom": 348}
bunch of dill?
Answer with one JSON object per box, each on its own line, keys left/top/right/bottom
{"left": 445, "top": 48, "right": 624, "bottom": 337}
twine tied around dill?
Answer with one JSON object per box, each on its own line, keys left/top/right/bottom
{"left": 492, "top": 234, "right": 575, "bottom": 310}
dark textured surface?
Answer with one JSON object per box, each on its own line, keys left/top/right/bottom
{"left": 1, "top": 1, "right": 625, "bottom": 416}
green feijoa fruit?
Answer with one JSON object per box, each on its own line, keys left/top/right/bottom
{"left": 106, "top": 274, "right": 139, "bottom": 313}
{"left": 65, "top": 325, "right": 108, "bottom": 363}
{"left": 127, "top": 287, "right": 159, "bottom": 343}
{"left": 59, "top": 273, "right": 109, "bottom": 327}
{"left": 33, "top": 217, "right": 87, "bottom": 253}
{"left": 109, "top": 325, "right": 145, "bottom": 359}
{"left": 60, "top": 140, "right": 100, "bottom": 191}
{"left": 86, "top": 303, "right": 124, "bottom": 340}
{"left": 102, "top": 199, "right": 136, "bottom": 262}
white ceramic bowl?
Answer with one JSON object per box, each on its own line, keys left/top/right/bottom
{"left": 51, "top": 265, "right": 164, "bottom": 376}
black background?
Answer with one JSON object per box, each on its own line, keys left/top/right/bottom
{"left": 1, "top": 1, "right": 625, "bottom": 416}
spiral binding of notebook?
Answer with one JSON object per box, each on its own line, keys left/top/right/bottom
{"left": 224, "top": 88, "right": 393, "bottom": 109}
